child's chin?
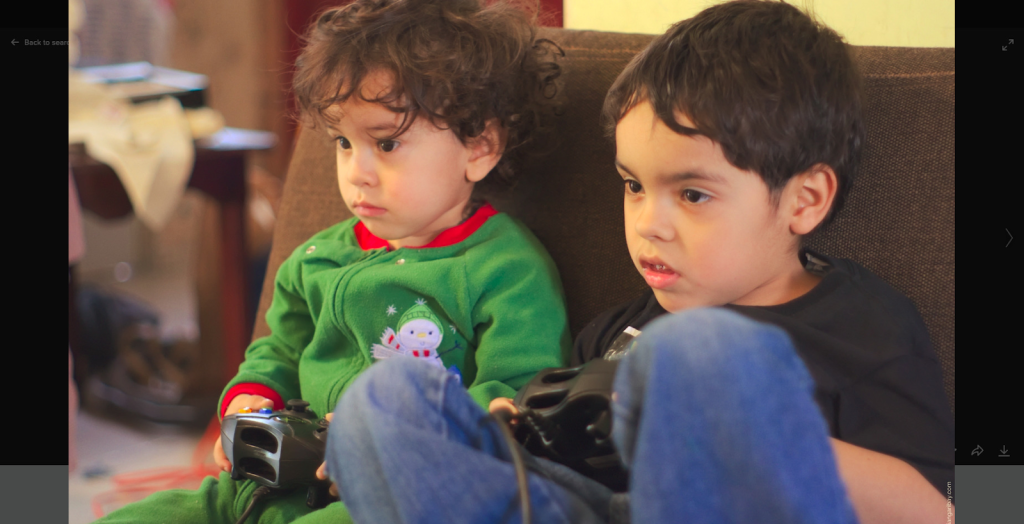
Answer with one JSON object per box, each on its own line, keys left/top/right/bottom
{"left": 650, "top": 289, "right": 680, "bottom": 312}
{"left": 651, "top": 289, "right": 708, "bottom": 313}
{"left": 363, "top": 223, "right": 398, "bottom": 239}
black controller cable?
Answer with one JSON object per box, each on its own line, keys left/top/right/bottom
{"left": 489, "top": 408, "right": 534, "bottom": 524}
{"left": 235, "top": 485, "right": 276, "bottom": 524}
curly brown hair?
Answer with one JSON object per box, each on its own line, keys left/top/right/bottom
{"left": 602, "top": 0, "right": 864, "bottom": 227}
{"left": 293, "top": 0, "right": 562, "bottom": 201}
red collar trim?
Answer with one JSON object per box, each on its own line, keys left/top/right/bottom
{"left": 353, "top": 203, "right": 499, "bottom": 251}
{"left": 353, "top": 222, "right": 389, "bottom": 250}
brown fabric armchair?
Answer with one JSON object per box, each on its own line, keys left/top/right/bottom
{"left": 253, "top": 28, "right": 955, "bottom": 416}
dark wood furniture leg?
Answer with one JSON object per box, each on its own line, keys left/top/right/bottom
{"left": 188, "top": 153, "right": 251, "bottom": 384}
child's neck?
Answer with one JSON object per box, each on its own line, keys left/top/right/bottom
{"left": 731, "top": 255, "right": 822, "bottom": 307}
{"left": 386, "top": 196, "right": 478, "bottom": 250}
{"left": 778, "top": 267, "right": 823, "bottom": 304}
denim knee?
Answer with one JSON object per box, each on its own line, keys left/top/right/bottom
{"left": 632, "top": 308, "right": 814, "bottom": 400}
{"left": 644, "top": 307, "right": 792, "bottom": 363}
{"left": 337, "top": 357, "right": 446, "bottom": 419}
{"left": 328, "top": 358, "right": 451, "bottom": 479}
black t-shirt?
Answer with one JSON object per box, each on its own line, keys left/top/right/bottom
{"left": 571, "top": 250, "right": 954, "bottom": 495}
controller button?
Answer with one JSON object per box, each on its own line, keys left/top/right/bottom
{"left": 239, "top": 407, "right": 253, "bottom": 413}
{"left": 259, "top": 407, "right": 273, "bottom": 414}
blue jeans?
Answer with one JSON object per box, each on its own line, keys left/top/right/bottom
{"left": 326, "top": 308, "right": 858, "bottom": 524}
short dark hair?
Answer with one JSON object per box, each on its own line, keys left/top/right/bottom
{"left": 602, "top": 0, "right": 864, "bottom": 225}
{"left": 294, "top": 0, "right": 562, "bottom": 201}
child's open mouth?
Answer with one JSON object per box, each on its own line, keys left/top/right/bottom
{"left": 640, "top": 259, "right": 679, "bottom": 289}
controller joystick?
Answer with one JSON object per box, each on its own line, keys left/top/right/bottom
{"left": 286, "top": 399, "right": 309, "bottom": 413}
{"left": 220, "top": 399, "right": 338, "bottom": 508}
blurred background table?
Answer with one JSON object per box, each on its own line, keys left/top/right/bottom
{"left": 69, "top": 127, "right": 276, "bottom": 386}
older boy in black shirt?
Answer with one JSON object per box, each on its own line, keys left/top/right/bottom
{"left": 574, "top": 250, "right": 954, "bottom": 499}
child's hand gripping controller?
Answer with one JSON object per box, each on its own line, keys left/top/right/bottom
{"left": 512, "top": 359, "right": 628, "bottom": 491}
{"left": 220, "top": 399, "right": 337, "bottom": 509}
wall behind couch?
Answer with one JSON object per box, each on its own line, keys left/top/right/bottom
{"left": 564, "top": 0, "right": 954, "bottom": 47}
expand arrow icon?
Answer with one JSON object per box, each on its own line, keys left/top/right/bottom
{"left": 1009, "top": 229, "right": 1014, "bottom": 247}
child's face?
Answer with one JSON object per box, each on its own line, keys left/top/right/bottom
{"left": 615, "top": 101, "right": 807, "bottom": 312}
{"left": 328, "top": 71, "right": 482, "bottom": 249}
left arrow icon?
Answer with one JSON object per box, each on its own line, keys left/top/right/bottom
{"left": 10, "top": 39, "right": 17, "bottom": 46}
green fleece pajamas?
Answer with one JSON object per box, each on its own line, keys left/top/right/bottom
{"left": 96, "top": 205, "right": 572, "bottom": 523}
{"left": 96, "top": 472, "right": 354, "bottom": 524}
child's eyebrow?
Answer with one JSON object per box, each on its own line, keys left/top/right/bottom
{"left": 615, "top": 160, "right": 728, "bottom": 186}
{"left": 365, "top": 122, "right": 399, "bottom": 132}
{"left": 325, "top": 119, "right": 399, "bottom": 134}
{"left": 659, "top": 170, "right": 729, "bottom": 186}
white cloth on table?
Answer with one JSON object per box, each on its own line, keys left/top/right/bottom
{"left": 69, "top": 71, "right": 195, "bottom": 230}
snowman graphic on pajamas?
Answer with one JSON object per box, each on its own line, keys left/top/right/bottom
{"left": 372, "top": 300, "right": 461, "bottom": 380}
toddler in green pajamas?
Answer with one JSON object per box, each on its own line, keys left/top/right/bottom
{"left": 96, "top": 0, "right": 567, "bottom": 522}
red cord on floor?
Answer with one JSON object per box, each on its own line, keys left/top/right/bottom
{"left": 91, "top": 416, "right": 223, "bottom": 518}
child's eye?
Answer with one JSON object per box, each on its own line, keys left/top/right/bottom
{"left": 336, "top": 137, "right": 351, "bottom": 150}
{"left": 682, "top": 189, "right": 710, "bottom": 204}
{"left": 378, "top": 140, "right": 398, "bottom": 152}
{"left": 625, "top": 180, "right": 643, "bottom": 194}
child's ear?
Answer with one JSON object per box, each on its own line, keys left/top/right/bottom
{"left": 787, "top": 163, "right": 838, "bottom": 236}
{"left": 465, "top": 118, "right": 507, "bottom": 183}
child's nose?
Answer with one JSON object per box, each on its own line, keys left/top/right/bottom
{"left": 417, "top": 332, "right": 426, "bottom": 338}
{"left": 634, "top": 199, "right": 674, "bottom": 241}
{"left": 345, "top": 149, "right": 377, "bottom": 186}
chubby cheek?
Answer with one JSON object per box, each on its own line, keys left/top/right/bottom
{"left": 388, "top": 181, "right": 443, "bottom": 219}
{"left": 337, "top": 171, "right": 357, "bottom": 206}
{"left": 688, "top": 226, "right": 743, "bottom": 280}
{"left": 336, "top": 152, "right": 360, "bottom": 194}
{"left": 622, "top": 205, "right": 643, "bottom": 268}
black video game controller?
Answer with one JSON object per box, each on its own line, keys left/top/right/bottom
{"left": 512, "top": 359, "right": 628, "bottom": 491}
{"left": 220, "top": 399, "right": 337, "bottom": 508}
